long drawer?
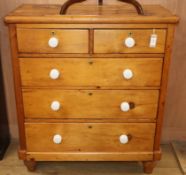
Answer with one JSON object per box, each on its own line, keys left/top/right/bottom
{"left": 23, "top": 89, "right": 159, "bottom": 119}
{"left": 25, "top": 123, "right": 155, "bottom": 153}
{"left": 94, "top": 29, "right": 166, "bottom": 53}
{"left": 17, "top": 28, "right": 89, "bottom": 53}
{"left": 20, "top": 58, "right": 163, "bottom": 87}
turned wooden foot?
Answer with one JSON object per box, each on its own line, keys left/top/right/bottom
{"left": 143, "top": 161, "right": 156, "bottom": 174}
{"left": 24, "top": 159, "right": 37, "bottom": 171}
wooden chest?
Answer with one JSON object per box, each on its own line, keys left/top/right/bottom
{"left": 5, "top": 1, "right": 179, "bottom": 173}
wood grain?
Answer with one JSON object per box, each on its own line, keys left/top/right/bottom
{"left": 25, "top": 122, "right": 155, "bottom": 153}
{"left": 154, "top": 24, "right": 175, "bottom": 152}
{"left": 8, "top": 25, "right": 26, "bottom": 149}
{"left": 18, "top": 53, "right": 165, "bottom": 58}
{"left": 25, "top": 118, "right": 156, "bottom": 123}
{"left": 20, "top": 58, "right": 163, "bottom": 88}
{"left": 17, "top": 28, "right": 89, "bottom": 54}
{"left": 0, "top": 0, "right": 182, "bottom": 143}
{"left": 4, "top": 4, "right": 179, "bottom": 24}
{"left": 23, "top": 89, "right": 159, "bottom": 119}
{"left": 94, "top": 29, "right": 166, "bottom": 54}
{"left": 1, "top": 2, "right": 181, "bottom": 173}
{"left": 26, "top": 152, "right": 154, "bottom": 161}
{"left": 17, "top": 23, "right": 168, "bottom": 29}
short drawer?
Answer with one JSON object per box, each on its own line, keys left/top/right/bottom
{"left": 17, "top": 28, "right": 88, "bottom": 53}
{"left": 20, "top": 58, "right": 163, "bottom": 87}
{"left": 23, "top": 89, "right": 159, "bottom": 119}
{"left": 94, "top": 29, "right": 166, "bottom": 53}
{"left": 25, "top": 123, "right": 155, "bottom": 153}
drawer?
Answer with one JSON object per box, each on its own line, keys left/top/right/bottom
{"left": 94, "top": 29, "right": 166, "bottom": 53}
{"left": 17, "top": 28, "right": 88, "bottom": 53}
{"left": 23, "top": 89, "right": 159, "bottom": 119}
{"left": 25, "top": 123, "right": 155, "bottom": 153}
{"left": 20, "top": 58, "right": 163, "bottom": 87}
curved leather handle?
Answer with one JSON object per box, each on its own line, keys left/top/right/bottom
{"left": 60, "top": 0, "right": 144, "bottom": 15}
{"left": 60, "top": 0, "right": 86, "bottom": 15}
{"left": 118, "top": 0, "right": 144, "bottom": 15}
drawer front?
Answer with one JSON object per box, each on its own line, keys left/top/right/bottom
{"left": 20, "top": 58, "right": 163, "bottom": 87}
{"left": 25, "top": 123, "right": 155, "bottom": 152}
{"left": 94, "top": 29, "right": 166, "bottom": 53}
{"left": 17, "top": 28, "right": 88, "bottom": 53}
{"left": 23, "top": 89, "right": 159, "bottom": 119}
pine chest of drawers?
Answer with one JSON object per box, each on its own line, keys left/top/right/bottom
{"left": 5, "top": 2, "right": 179, "bottom": 173}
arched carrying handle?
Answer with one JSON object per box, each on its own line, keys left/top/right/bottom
{"left": 60, "top": 0, "right": 144, "bottom": 15}
{"left": 118, "top": 0, "right": 144, "bottom": 15}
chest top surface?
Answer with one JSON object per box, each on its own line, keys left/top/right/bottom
{"left": 5, "top": 4, "right": 179, "bottom": 24}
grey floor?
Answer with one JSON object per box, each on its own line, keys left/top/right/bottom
{"left": 0, "top": 140, "right": 182, "bottom": 175}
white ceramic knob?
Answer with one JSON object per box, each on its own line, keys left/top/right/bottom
{"left": 53, "top": 134, "right": 62, "bottom": 144}
{"left": 48, "top": 37, "right": 59, "bottom": 48}
{"left": 124, "top": 37, "right": 135, "bottom": 48}
{"left": 119, "top": 134, "right": 129, "bottom": 144}
{"left": 51, "top": 101, "right": 61, "bottom": 111}
{"left": 120, "top": 102, "right": 130, "bottom": 112}
{"left": 49, "top": 69, "right": 60, "bottom": 80}
{"left": 123, "top": 69, "right": 133, "bottom": 80}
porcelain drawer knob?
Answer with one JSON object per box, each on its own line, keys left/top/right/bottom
{"left": 119, "top": 134, "right": 129, "bottom": 144}
{"left": 123, "top": 69, "right": 133, "bottom": 80}
{"left": 120, "top": 102, "right": 130, "bottom": 112}
{"left": 49, "top": 69, "right": 60, "bottom": 80}
{"left": 48, "top": 37, "right": 59, "bottom": 48}
{"left": 124, "top": 37, "right": 135, "bottom": 48}
{"left": 53, "top": 134, "right": 62, "bottom": 144}
{"left": 51, "top": 101, "right": 61, "bottom": 111}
